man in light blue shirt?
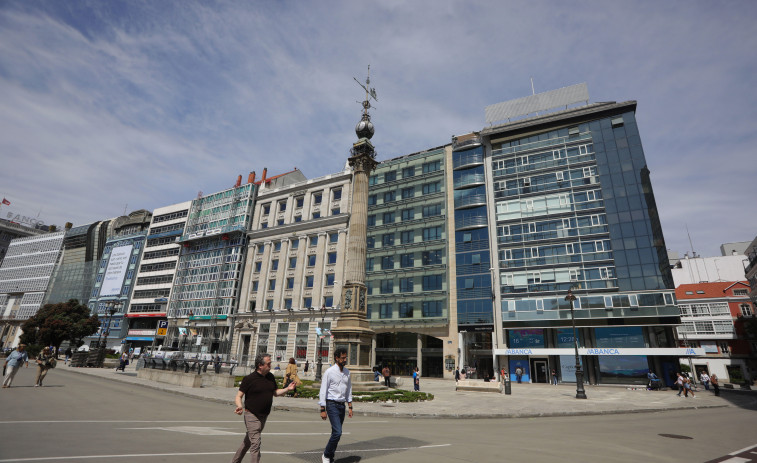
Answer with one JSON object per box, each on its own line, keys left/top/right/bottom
{"left": 319, "top": 347, "right": 352, "bottom": 463}
{"left": 3, "top": 344, "right": 29, "bottom": 388}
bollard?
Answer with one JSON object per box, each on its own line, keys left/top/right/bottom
{"left": 504, "top": 374, "right": 512, "bottom": 395}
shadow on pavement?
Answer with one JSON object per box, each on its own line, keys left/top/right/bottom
{"left": 293, "top": 436, "right": 430, "bottom": 462}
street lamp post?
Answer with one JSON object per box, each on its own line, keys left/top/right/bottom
{"left": 315, "top": 306, "right": 327, "bottom": 382}
{"left": 102, "top": 302, "right": 120, "bottom": 350}
{"left": 565, "top": 289, "right": 587, "bottom": 399}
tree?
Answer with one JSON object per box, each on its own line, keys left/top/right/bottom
{"left": 20, "top": 299, "right": 99, "bottom": 351}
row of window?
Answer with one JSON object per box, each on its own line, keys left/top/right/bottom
{"left": 369, "top": 161, "right": 442, "bottom": 186}
{"left": 260, "top": 208, "right": 340, "bottom": 228}
{"left": 255, "top": 234, "right": 339, "bottom": 255}
{"left": 367, "top": 204, "right": 443, "bottom": 227}
{"left": 492, "top": 144, "right": 594, "bottom": 178}
{"left": 368, "top": 274, "right": 444, "bottom": 294}
{"left": 253, "top": 295, "right": 334, "bottom": 312}
{"left": 132, "top": 288, "right": 171, "bottom": 299}
{"left": 135, "top": 274, "right": 174, "bottom": 287}
{"left": 496, "top": 189, "right": 604, "bottom": 222}
{"left": 252, "top": 272, "right": 336, "bottom": 292}
{"left": 366, "top": 249, "right": 443, "bottom": 271}
{"left": 254, "top": 252, "right": 338, "bottom": 273}
{"left": 368, "top": 182, "right": 441, "bottom": 206}
{"left": 367, "top": 300, "right": 444, "bottom": 319}
{"left": 152, "top": 209, "right": 188, "bottom": 224}
{"left": 4, "top": 234, "right": 64, "bottom": 258}
{"left": 142, "top": 247, "right": 180, "bottom": 260}
{"left": 367, "top": 227, "right": 443, "bottom": 248}
{"left": 261, "top": 188, "right": 341, "bottom": 216}
{"left": 678, "top": 320, "right": 735, "bottom": 335}
{"left": 503, "top": 292, "right": 674, "bottom": 312}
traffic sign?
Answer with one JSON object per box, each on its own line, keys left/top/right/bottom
{"left": 157, "top": 320, "right": 169, "bottom": 337}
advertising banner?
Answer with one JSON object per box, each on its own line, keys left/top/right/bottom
{"left": 100, "top": 245, "right": 133, "bottom": 296}
{"left": 559, "top": 355, "right": 583, "bottom": 383}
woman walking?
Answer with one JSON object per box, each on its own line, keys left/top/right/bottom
{"left": 35, "top": 347, "right": 55, "bottom": 387}
{"left": 285, "top": 358, "right": 301, "bottom": 397}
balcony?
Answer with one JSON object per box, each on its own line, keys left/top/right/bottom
{"left": 453, "top": 151, "right": 484, "bottom": 170}
{"left": 454, "top": 194, "right": 487, "bottom": 210}
{"left": 454, "top": 173, "right": 485, "bottom": 190}
{"left": 455, "top": 216, "right": 488, "bottom": 230}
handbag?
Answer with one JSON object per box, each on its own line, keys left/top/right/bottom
{"left": 49, "top": 358, "right": 57, "bottom": 369}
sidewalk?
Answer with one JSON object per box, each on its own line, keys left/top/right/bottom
{"left": 57, "top": 363, "right": 757, "bottom": 419}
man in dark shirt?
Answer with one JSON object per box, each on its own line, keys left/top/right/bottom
{"left": 231, "top": 353, "right": 295, "bottom": 463}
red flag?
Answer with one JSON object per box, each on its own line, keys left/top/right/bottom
{"left": 1, "top": 198, "right": 9, "bottom": 205}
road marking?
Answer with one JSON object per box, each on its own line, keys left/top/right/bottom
{"left": 0, "top": 420, "right": 386, "bottom": 424}
{"left": 0, "top": 444, "right": 450, "bottom": 461}
{"left": 119, "top": 426, "right": 345, "bottom": 436}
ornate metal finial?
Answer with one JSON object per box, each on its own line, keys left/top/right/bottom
{"left": 353, "top": 65, "right": 378, "bottom": 140}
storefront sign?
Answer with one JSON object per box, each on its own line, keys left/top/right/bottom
{"left": 495, "top": 347, "right": 706, "bottom": 356}
{"left": 4, "top": 211, "right": 45, "bottom": 227}
{"left": 127, "top": 329, "right": 156, "bottom": 336}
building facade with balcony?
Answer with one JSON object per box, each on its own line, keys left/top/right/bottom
{"left": 0, "top": 231, "right": 65, "bottom": 348}
{"left": 675, "top": 281, "right": 755, "bottom": 383}
{"left": 84, "top": 210, "right": 152, "bottom": 351}
{"left": 481, "top": 94, "right": 683, "bottom": 385}
{"left": 233, "top": 168, "right": 345, "bottom": 369}
{"left": 125, "top": 201, "right": 191, "bottom": 352}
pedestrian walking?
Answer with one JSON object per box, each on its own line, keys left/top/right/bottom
{"left": 284, "top": 357, "right": 301, "bottom": 397}
{"left": 551, "top": 369, "right": 558, "bottom": 385}
{"left": 35, "top": 347, "right": 55, "bottom": 387}
{"left": 116, "top": 353, "right": 129, "bottom": 372}
{"left": 382, "top": 365, "right": 391, "bottom": 388}
{"left": 455, "top": 368, "right": 460, "bottom": 384}
{"left": 700, "top": 372, "right": 710, "bottom": 391}
{"left": 231, "top": 353, "right": 295, "bottom": 463}
{"left": 515, "top": 366, "right": 523, "bottom": 383}
{"left": 675, "top": 372, "right": 685, "bottom": 396}
{"left": 64, "top": 347, "right": 72, "bottom": 365}
{"left": 2, "top": 344, "right": 29, "bottom": 388}
{"left": 683, "top": 376, "right": 696, "bottom": 398}
{"left": 711, "top": 373, "right": 720, "bottom": 396}
{"left": 304, "top": 359, "right": 309, "bottom": 374}
{"left": 413, "top": 367, "right": 420, "bottom": 391}
{"left": 319, "top": 347, "right": 352, "bottom": 463}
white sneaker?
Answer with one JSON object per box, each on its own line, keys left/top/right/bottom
{"left": 34, "top": 384, "right": 39, "bottom": 387}
{"left": 321, "top": 454, "right": 329, "bottom": 463}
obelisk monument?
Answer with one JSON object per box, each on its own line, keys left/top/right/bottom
{"left": 331, "top": 67, "right": 379, "bottom": 383}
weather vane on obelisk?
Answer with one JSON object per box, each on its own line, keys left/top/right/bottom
{"left": 330, "top": 65, "right": 379, "bottom": 384}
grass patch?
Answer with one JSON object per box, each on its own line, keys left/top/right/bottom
{"left": 233, "top": 376, "right": 433, "bottom": 402}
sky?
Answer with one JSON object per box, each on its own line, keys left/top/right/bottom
{"left": 1, "top": 0, "right": 756, "bottom": 258}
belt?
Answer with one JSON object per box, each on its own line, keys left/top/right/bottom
{"left": 326, "top": 400, "right": 345, "bottom": 403}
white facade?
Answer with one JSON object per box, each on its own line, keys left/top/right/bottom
{"left": 0, "top": 231, "right": 65, "bottom": 348}
{"left": 234, "top": 169, "right": 352, "bottom": 369}
{"left": 671, "top": 254, "right": 749, "bottom": 286}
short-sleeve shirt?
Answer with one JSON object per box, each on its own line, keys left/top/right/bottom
{"left": 239, "top": 371, "right": 277, "bottom": 418}
{"left": 7, "top": 350, "right": 28, "bottom": 367}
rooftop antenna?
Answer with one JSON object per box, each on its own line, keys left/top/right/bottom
{"left": 530, "top": 76, "right": 536, "bottom": 95}
{"left": 685, "top": 223, "right": 696, "bottom": 257}
{"left": 123, "top": 203, "right": 128, "bottom": 215}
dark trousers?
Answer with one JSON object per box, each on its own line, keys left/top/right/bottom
{"left": 324, "top": 401, "right": 345, "bottom": 460}
{"left": 384, "top": 376, "right": 390, "bottom": 387}
{"left": 712, "top": 383, "right": 720, "bottom": 396}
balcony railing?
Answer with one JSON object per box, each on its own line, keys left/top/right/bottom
{"left": 455, "top": 216, "right": 488, "bottom": 230}
{"left": 454, "top": 173, "right": 486, "bottom": 190}
{"left": 453, "top": 152, "right": 485, "bottom": 170}
{"left": 454, "top": 194, "right": 487, "bottom": 210}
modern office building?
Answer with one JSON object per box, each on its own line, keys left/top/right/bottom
{"left": 233, "top": 168, "right": 345, "bottom": 368}
{"left": 0, "top": 231, "right": 66, "bottom": 348}
{"left": 479, "top": 85, "right": 684, "bottom": 385}
{"left": 675, "top": 281, "right": 755, "bottom": 383}
{"left": 125, "top": 201, "right": 191, "bottom": 352}
{"left": 84, "top": 210, "right": 152, "bottom": 350}
{"left": 365, "top": 147, "right": 457, "bottom": 378}
{"left": 0, "top": 219, "right": 45, "bottom": 265}
{"left": 45, "top": 220, "right": 115, "bottom": 306}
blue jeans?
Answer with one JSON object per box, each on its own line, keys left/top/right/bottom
{"left": 324, "top": 401, "right": 345, "bottom": 460}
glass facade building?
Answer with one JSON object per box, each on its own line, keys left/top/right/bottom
{"left": 483, "top": 101, "right": 682, "bottom": 385}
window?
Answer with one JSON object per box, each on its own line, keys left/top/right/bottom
{"left": 305, "top": 275, "right": 314, "bottom": 288}
{"left": 308, "top": 255, "right": 317, "bottom": 267}
{"left": 742, "top": 304, "right": 753, "bottom": 317}
{"left": 332, "top": 189, "right": 342, "bottom": 201}
{"left": 313, "top": 194, "right": 322, "bottom": 205}
{"left": 422, "top": 160, "right": 441, "bottom": 173}
{"left": 423, "top": 226, "right": 442, "bottom": 241}
{"left": 402, "top": 166, "right": 415, "bottom": 178}
{"left": 366, "top": 257, "right": 374, "bottom": 271}
{"left": 296, "top": 197, "right": 304, "bottom": 208}
{"left": 262, "top": 204, "right": 270, "bottom": 215}
{"left": 465, "top": 278, "right": 474, "bottom": 289}
{"left": 423, "top": 204, "right": 442, "bottom": 217}
{"left": 734, "top": 289, "right": 748, "bottom": 296}
{"left": 327, "top": 252, "right": 337, "bottom": 264}
{"left": 422, "top": 250, "right": 442, "bottom": 265}
{"left": 379, "top": 303, "right": 393, "bottom": 319}
{"left": 329, "top": 232, "right": 339, "bottom": 243}
{"left": 257, "top": 243, "right": 265, "bottom": 253}
{"left": 384, "top": 191, "right": 396, "bottom": 203}
{"left": 310, "top": 236, "right": 318, "bottom": 247}
{"left": 313, "top": 211, "right": 321, "bottom": 219}
{"left": 422, "top": 301, "right": 442, "bottom": 317}
{"left": 254, "top": 262, "right": 262, "bottom": 273}
{"left": 400, "top": 253, "right": 414, "bottom": 268}
{"left": 303, "top": 297, "right": 312, "bottom": 308}
{"left": 252, "top": 281, "right": 259, "bottom": 291}
{"left": 368, "top": 195, "right": 377, "bottom": 205}
{"left": 423, "top": 182, "right": 440, "bottom": 195}
{"left": 381, "top": 256, "right": 394, "bottom": 270}
{"left": 423, "top": 274, "right": 443, "bottom": 291}
{"left": 284, "top": 298, "right": 292, "bottom": 310}
{"left": 401, "top": 187, "right": 414, "bottom": 199}
{"left": 367, "top": 215, "right": 376, "bottom": 226}
{"left": 399, "top": 303, "right": 414, "bottom": 318}
{"left": 279, "top": 201, "right": 287, "bottom": 212}
{"left": 266, "top": 300, "right": 274, "bottom": 310}
{"left": 400, "top": 277, "right": 414, "bottom": 292}
{"left": 268, "top": 279, "right": 276, "bottom": 291}
{"left": 385, "top": 171, "right": 396, "bottom": 182}
{"left": 383, "top": 212, "right": 395, "bottom": 224}
{"left": 291, "top": 239, "right": 299, "bottom": 249}
{"left": 326, "top": 274, "right": 335, "bottom": 286}
{"left": 382, "top": 233, "right": 394, "bottom": 247}
{"left": 401, "top": 230, "right": 414, "bottom": 244}
{"left": 367, "top": 236, "right": 375, "bottom": 249}
{"left": 369, "top": 175, "right": 377, "bottom": 186}
{"left": 331, "top": 207, "right": 340, "bottom": 215}
{"left": 401, "top": 209, "right": 414, "bottom": 222}
{"left": 277, "top": 219, "right": 285, "bottom": 226}
{"left": 289, "top": 257, "right": 297, "bottom": 269}
{"left": 380, "top": 280, "right": 393, "bottom": 294}
{"left": 270, "top": 259, "right": 279, "bottom": 271}
{"left": 324, "top": 296, "right": 334, "bottom": 307}
{"left": 286, "top": 277, "right": 294, "bottom": 289}
{"left": 295, "top": 216, "right": 302, "bottom": 223}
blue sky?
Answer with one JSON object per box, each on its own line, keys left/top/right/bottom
{"left": 1, "top": 0, "right": 755, "bottom": 258}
